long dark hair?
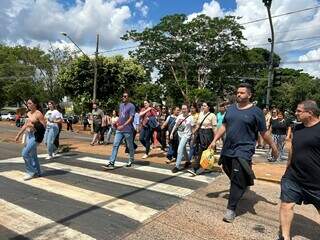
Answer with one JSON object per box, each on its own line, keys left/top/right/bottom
{"left": 28, "top": 96, "right": 42, "bottom": 113}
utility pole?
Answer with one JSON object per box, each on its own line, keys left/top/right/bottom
{"left": 93, "top": 34, "right": 99, "bottom": 103}
{"left": 263, "top": 0, "right": 275, "bottom": 109}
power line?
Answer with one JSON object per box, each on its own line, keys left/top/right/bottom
{"left": 97, "top": 45, "right": 138, "bottom": 55}
{"left": 247, "top": 35, "right": 320, "bottom": 47}
{"left": 240, "top": 5, "right": 320, "bottom": 25}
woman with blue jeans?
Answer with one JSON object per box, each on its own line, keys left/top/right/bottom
{"left": 15, "top": 97, "right": 46, "bottom": 181}
{"left": 139, "top": 100, "right": 158, "bottom": 159}
{"left": 170, "top": 104, "right": 194, "bottom": 173}
{"left": 44, "top": 101, "right": 63, "bottom": 160}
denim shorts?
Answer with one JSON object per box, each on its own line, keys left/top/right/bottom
{"left": 280, "top": 177, "right": 320, "bottom": 209}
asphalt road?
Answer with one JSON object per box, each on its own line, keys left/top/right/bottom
{"left": 0, "top": 142, "right": 219, "bottom": 240}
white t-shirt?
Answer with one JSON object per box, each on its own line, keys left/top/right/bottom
{"left": 175, "top": 114, "right": 194, "bottom": 138}
{"left": 45, "top": 110, "right": 62, "bottom": 126}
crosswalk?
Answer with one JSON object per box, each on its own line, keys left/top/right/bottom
{"left": 0, "top": 152, "right": 218, "bottom": 240}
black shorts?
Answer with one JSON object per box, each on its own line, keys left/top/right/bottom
{"left": 93, "top": 123, "right": 101, "bottom": 133}
{"left": 280, "top": 176, "right": 320, "bottom": 209}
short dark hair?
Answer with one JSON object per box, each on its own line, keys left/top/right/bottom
{"left": 299, "top": 100, "right": 319, "bottom": 116}
{"left": 238, "top": 83, "right": 252, "bottom": 94}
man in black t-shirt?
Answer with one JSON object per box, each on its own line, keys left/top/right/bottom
{"left": 278, "top": 100, "right": 320, "bottom": 240}
{"left": 209, "top": 83, "right": 279, "bottom": 223}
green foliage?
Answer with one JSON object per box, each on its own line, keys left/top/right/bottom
{"left": 57, "top": 55, "right": 148, "bottom": 111}
{"left": 122, "top": 14, "right": 246, "bottom": 103}
{"left": 0, "top": 44, "right": 70, "bottom": 106}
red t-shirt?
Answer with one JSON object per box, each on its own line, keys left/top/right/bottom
{"left": 140, "top": 107, "right": 157, "bottom": 126}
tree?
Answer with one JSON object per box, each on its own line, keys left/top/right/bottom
{"left": 122, "top": 14, "right": 246, "bottom": 103}
{"left": 57, "top": 55, "right": 148, "bottom": 111}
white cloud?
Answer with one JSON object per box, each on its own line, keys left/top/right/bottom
{"left": 135, "top": 1, "right": 149, "bottom": 17}
{"left": 0, "top": 0, "right": 131, "bottom": 50}
{"left": 188, "top": 0, "right": 320, "bottom": 77}
{"left": 294, "top": 47, "right": 320, "bottom": 77}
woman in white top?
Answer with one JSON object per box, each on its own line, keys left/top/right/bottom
{"left": 44, "top": 101, "right": 63, "bottom": 160}
{"left": 106, "top": 110, "right": 119, "bottom": 144}
{"left": 189, "top": 102, "right": 217, "bottom": 175}
{"left": 170, "top": 104, "right": 194, "bottom": 173}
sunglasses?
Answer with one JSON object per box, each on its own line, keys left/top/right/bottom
{"left": 122, "top": 95, "right": 128, "bottom": 98}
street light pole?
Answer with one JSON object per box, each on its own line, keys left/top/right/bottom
{"left": 61, "top": 32, "right": 99, "bottom": 102}
{"left": 263, "top": 0, "right": 275, "bottom": 109}
{"left": 93, "top": 34, "right": 99, "bottom": 102}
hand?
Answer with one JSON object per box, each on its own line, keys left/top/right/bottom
{"left": 117, "top": 125, "right": 124, "bottom": 131}
{"left": 169, "top": 134, "right": 173, "bottom": 140}
{"left": 208, "top": 141, "right": 216, "bottom": 149}
{"left": 15, "top": 135, "right": 20, "bottom": 142}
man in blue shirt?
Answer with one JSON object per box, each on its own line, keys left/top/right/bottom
{"left": 102, "top": 92, "right": 135, "bottom": 169}
{"left": 209, "top": 83, "right": 278, "bottom": 223}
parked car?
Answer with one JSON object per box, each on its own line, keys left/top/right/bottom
{"left": 1, "top": 112, "right": 15, "bottom": 121}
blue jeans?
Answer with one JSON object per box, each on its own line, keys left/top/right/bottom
{"left": 22, "top": 132, "right": 41, "bottom": 176}
{"left": 176, "top": 135, "right": 190, "bottom": 168}
{"left": 140, "top": 126, "right": 152, "bottom": 154}
{"left": 106, "top": 126, "right": 116, "bottom": 143}
{"left": 44, "top": 124, "right": 59, "bottom": 156}
{"left": 109, "top": 131, "right": 134, "bottom": 164}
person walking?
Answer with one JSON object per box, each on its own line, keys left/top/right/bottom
{"left": 99, "top": 112, "right": 108, "bottom": 144}
{"left": 90, "top": 103, "right": 104, "bottom": 146}
{"left": 159, "top": 106, "right": 169, "bottom": 152}
{"left": 44, "top": 101, "right": 63, "bottom": 160}
{"left": 170, "top": 104, "right": 193, "bottom": 173}
{"left": 208, "top": 83, "right": 278, "bottom": 223}
{"left": 106, "top": 110, "right": 119, "bottom": 144}
{"left": 139, "top": 100, "right": 158, "bottom": 159}
{"left": 188, "top": 102, "right": 217, "bottom": 175}
{"left": 162, "top": 106, "right": 180, "bottom": 163}
{"left": 66, "top": 115, "right": 73, "bottom": 131}
{"left": 277, "top": 100, "right": 320, "bottom": 240}
{"left": 188, "top": 103, "right": 199, "bottom": 163}
{"left": 102, "top": 92, "right": 135, "bottom": 169}
{"left": 15, "top": 97, "right": 46, "bottom": 180}
{"left": 268, "top": 111, "right": 291, "bottom": 162}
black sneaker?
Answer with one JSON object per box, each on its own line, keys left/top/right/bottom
{"left": 102, "top": 163, "right": 115, "bottom": 170}
{"left": 171, "top": 167, "right": 180, "bottom": 173}
{"left": 184, "top": 161, "right": 191, "bottom": 169}
{"left": 187, "top": 168, "right": 198, "bottom": 176}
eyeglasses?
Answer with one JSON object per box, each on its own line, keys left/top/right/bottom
{"left": 122, "top": 95, "right": 128, "bottom": 98}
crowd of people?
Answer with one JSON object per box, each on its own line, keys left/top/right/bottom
{"left": 13, "top": 83, "right": 319, "bottom": 240}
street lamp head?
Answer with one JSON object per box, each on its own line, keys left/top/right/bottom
{"left": 60, "top": 32, "right": 67, "bottom": 37}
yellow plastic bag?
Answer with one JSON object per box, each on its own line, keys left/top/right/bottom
{"left": 200, "top": 148, "right": 217, "bottom": 170}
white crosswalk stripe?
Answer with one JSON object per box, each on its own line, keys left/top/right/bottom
{"left": 42, "top": 162, "right": 194, "bottom": 198}
{"left": 0, "top": 153, "right": 218, "bottom": 239}
{"left": 77, "top": 156, "right": 215, "bottom": 183}
{"left": 0, "top": 170, "right": 158, "bottom": 223}
{"left": 0, "top": 198, "right": 95, "bottom": 240}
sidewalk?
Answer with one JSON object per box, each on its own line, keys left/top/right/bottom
{"left": 0, "top": 121, "right": 286, "bottom": 183}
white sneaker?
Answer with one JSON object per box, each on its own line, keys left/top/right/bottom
{"left": 23, "top": 174, "right": 35, "bottom": 181}
{"left": 45, "top": 155, "right": 53, "bottom": 160}
{"left": 142, "top": 154, "right": 148, "bottom": 159}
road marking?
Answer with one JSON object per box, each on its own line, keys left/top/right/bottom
{"left": 77, "top": 156, "right": 215, "bottom": 183}
{"left": 0, "top": 170, "right": 158, "bottom": 223}
{"left": 0, "top": 198, "right": 95, "bottom": 240}
{"left": 0, "top": 154, "right": 48, "bottom": 163}
{"left": 43, "top": 162, "right": 194, "bottom": 198}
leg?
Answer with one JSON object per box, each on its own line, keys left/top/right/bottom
{"left": 175, "top": 136, "right": 188, "bottom": 169}
{"left": 279, "top": 202, "right": 295, "bottom": 240}
{"left": 124, "top": 132, "right": 135, "bottom": 164}
{"left": 108, "top": 131, "right": 124, "bottom": 164}
{"left": 47, "top": 126, "right": 58, "bottom": 156}
{"left": 22, "top": 133, "right": 38, "bottom": 176}
{"left": 106, "top": 127, "right": 112, "bottom": 143}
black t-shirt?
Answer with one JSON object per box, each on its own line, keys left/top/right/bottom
{"left": 284, "top": 122, "right": 320, "bottom": 190}
{"left": 221, "top": 104, "right": 267, "bottom": 161}
{"left": 271, "top": 119, "right": 288, "bottom": 135}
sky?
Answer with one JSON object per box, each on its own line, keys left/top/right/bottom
{"left": 0, "top": 0, "right": 320, "bottom": 77}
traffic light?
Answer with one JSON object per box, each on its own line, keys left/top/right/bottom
{"left": 273, "top": 70, "right": 282, "bottom": 87}
{"left": 262, "top": 0, "right": 272, "bottom": 7}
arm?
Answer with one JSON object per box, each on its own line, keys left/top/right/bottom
{"left": 260, "top": 130, "right": 279, "bottom": 159}
{"left": 139, "top": 107, "right": 151, "bottom": 117}
{"left": 208, "top": 123, "right": 226, "bottom": 148}
{"left": 286, "top": 126, "right": 292, "bottom": 140}
{"left": 117, "top": 116, "right": 133, "bottom": 130}
{"left": 170, "top": 120, "right": 180, "bottom": 139}
{"left": 15, "top": 121, "right": 28, "bottom": 142}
